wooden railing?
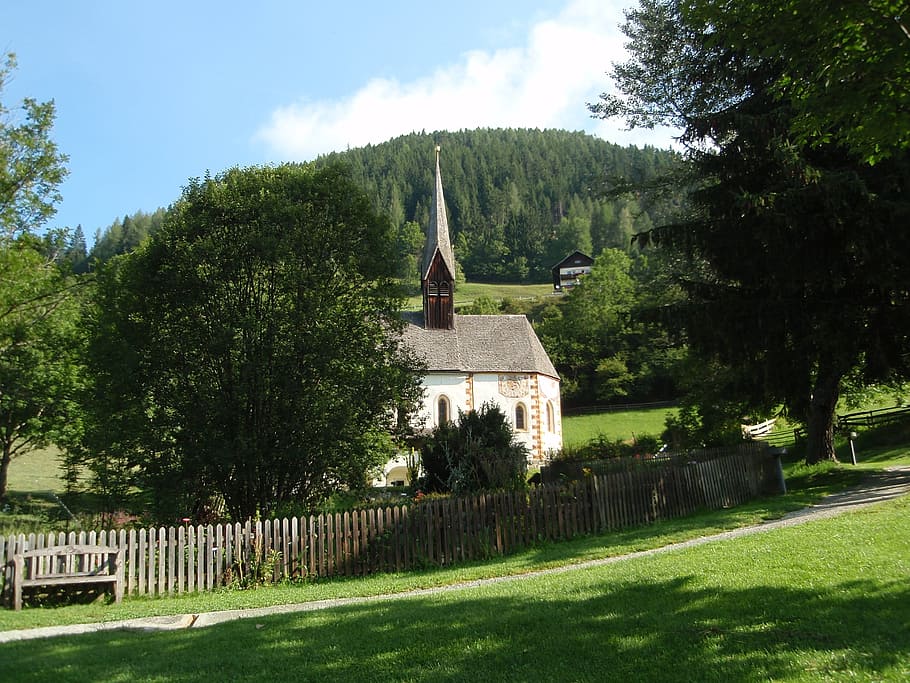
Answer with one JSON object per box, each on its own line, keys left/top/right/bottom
{"left": 838, "top": 405, "right": 910, "bottom": 430}
{"left": 1, "top": 444, "right": 779, "bottom": 605}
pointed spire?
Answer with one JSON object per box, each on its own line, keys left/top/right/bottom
{"left": 422, "top": 145, "right": 457, "bottom": 281}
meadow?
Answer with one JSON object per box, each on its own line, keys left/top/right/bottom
{"left": 403, "top": 280, "right": 555, "bottom": 311}
{"left": 561, "top": 404, "right": 677, "bottom": 446}
{"left": 1, "top": 419, "right": 908, "bottom": 681}
{"left": 0, "top": 484, "right": 907, "bottom": 681}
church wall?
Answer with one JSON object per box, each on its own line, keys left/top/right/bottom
{"left": 537, "top": 374, "right": 563, "bottom": 456}
{"left": 414, "top": 372, "right": 469, "bottom": 431}
{"left": 471, "top": 372, "right": 562, "bottom": 462}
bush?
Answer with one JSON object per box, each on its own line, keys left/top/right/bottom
{"left": 554, "top": 433, "right": 663, "bottom": 462}
{"left": 419, "top": 402, "right": 529, "bottom": 495}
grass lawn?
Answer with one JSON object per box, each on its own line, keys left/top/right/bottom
{"left": 1, "top": 491, "right": 907, "bottom": 681}
{"left": 5, "top": 446, "right": 64, "bottom": 492}
{"left": 404, "top": 281, "right": 555, "bottom": 311}
{"left": 0, "top": 447, "right": 79, "bottom": 537}
{"left": 562, "top": 405, "right": 678, "bottom": 446}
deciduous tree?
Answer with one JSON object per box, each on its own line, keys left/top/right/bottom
{"left": 81, "top": 164, "right": 424, "bottom": 520}
{"left": 0, "top": 54, "right": 78, "bottom": 499}
{"left": 0, "top": 238, "right": 84, "bottom": 499}
{"left": 0, "top": 53, "right": 68, "bottom": 239}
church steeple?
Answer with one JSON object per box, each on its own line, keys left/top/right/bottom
{"left": 421, "top": 146, "right": 456, "bottom": 330}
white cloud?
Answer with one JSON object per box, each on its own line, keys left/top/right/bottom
{"left": 254, "top": 0, "right": 679, "bottom": 160}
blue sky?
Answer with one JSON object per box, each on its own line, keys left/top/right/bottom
{"left": 5, "top": 0, "right": 677, "bottom": 242}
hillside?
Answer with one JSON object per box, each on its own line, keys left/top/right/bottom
{"left": 317, "top": 128, "right": 681, "bottom": 283}
{"left": 85, "top": 129, "right": 681, "bottom": 283}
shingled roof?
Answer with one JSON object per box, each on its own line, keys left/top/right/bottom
{"left": 401, "top": 312, "right": 559, "bottom": 379}
{"left": 421, "top": 146, "right": 457, "bottom": 281}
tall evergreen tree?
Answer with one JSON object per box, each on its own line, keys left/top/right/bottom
{"left": 594, "top": 0, "right": 910, "bottom": 462}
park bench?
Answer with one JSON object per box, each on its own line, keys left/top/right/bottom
{"left": 741, "top": 417, "right": 776, "bottom": 440}
{"left": 9, "top": 544, "right": 124, "bottom": 611}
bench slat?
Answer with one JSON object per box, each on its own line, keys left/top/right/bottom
{"left": 20, "top": 574, "right": 120, "bottom": 588}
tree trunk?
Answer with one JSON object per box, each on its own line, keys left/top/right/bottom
{"left": 804, "top": 367, "right": 841, "bottom": 465}
{"left": 0, "top": 442, "right": 11, "bottom": 501}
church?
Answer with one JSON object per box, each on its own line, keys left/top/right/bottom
{"left": 378, "top": 148, "right": 562, "bottom": 486}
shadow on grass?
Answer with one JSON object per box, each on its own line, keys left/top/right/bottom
{"left": 2, "top": 573, "right": 907, "bottom": 682}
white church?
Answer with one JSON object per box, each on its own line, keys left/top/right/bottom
{"left": 377, "top": 148, "right": 562, "bottom": 486}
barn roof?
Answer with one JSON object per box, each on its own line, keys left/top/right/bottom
{"left": 401, "top": 312, "right": 559, "bottom": 379}
{"left": 421, "top": 147, "right": 457, "bottom": 281}
{"left": 552, "top": 250, "right": 595, "bottom": 270}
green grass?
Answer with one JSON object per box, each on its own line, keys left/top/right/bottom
{"left": 0, "top": 450, "right": 897, "bottom": 633}
{"left": 404, "top": 280, "right": 555, "bottom": 311}
{"left": 0, "top": 447, "right": 81, "bottom": 537}
{"left": 1, "top": 489, "right": 908, "bottom": 681}
{"left": 562, "top": 405, "right": 678, "bottom": 446}
{"left": 6, "top": 446, "right": 64, "bottom": 493}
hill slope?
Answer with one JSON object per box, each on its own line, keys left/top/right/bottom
{"left": 87, "top": 129, "right": 681, "bottom": 283}
{"left": 317, "top": 128, "right": 680, "bottom": 283}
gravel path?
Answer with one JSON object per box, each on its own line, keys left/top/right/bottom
{"left": 3, "top": 465, "right": 908, "bottom": 643}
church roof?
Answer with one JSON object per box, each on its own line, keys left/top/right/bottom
{"left": 421, "top": 147, "right": 457, "bottom": 281}
{"left": 401, "top": 312, "right": 559, "bottom": 379}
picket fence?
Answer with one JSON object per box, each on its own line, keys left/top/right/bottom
{"left": 1, "top": 443, "right": 778, "bottom": 604}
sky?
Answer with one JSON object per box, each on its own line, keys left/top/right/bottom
{"left": 5, "top": 0, "right": 678, "bottom": 242}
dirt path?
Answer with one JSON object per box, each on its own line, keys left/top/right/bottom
{"left": 3, "top": 466, "right": 909, "bottom": 643}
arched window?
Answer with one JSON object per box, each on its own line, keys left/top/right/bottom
{"left": 439, "top": 281, "right": 450, "bottom": 296}
{"left": 437, "top": 396, "right": 450, "bottom": 426}
{"left": 546, "top": 401, "right": 555, "bottom": 433}
{"left": 428, "top": 281, "right": 439, "bottom": 296}
{"left": 515, "top": 403, "right": 527, "bottom": 431}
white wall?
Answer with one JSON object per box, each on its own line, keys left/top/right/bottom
{"left": 414, "top": 371, "right": 562, "bottom": 462}
{"left": 413, "top": 373, "right": 469, "bottom": 430}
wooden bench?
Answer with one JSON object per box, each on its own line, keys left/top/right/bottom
{"left": 9, "top": 544, "right": 124, "bottom": 611}
{"left": 742, "top": 417, "right": 777, "bottom": 440}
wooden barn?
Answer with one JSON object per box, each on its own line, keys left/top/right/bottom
{"left": 551, "top": 250, "right": 594, "bottom": 291}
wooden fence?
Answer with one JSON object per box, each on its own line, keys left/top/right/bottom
{"left": 1, "top": 444, "right": 779, "bottom": 605}
{"left": 838, "top": 405, "right": 910, "bottom": 430}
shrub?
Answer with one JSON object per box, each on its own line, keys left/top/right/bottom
{"left": 419, "top": 402, "right": 529, "bottom": 495}
{"left": 553, "top": 433, "right": 663, "bottom": 462}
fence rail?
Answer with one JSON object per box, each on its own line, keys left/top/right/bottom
{"left": 838, "top": 406, "right": 910, "bottom": 430}
{"left": 1, "top": 444, "right": 779, "bottom": 606}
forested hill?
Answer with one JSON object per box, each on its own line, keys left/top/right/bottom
{"left": 316, "top": 128, "right": 680, "bottom": 283}
{"left": 84, "top": 129, "right": 680, "bottom": 283}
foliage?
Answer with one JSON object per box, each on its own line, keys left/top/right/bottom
{"left": 0, "top": 238, "right": 86, "bottom": 500}
{"left": 316, "top": 128, "right": 681, "bottom": 283}
{"left": 0, "top": 54, "right": 81, "bottom": 500}
{"left": 419, "top": 402, "right": 529, "bottom": 495}
{"left": 459, "top": 294, "right": 501, "bottom": 315}
{"left": 86, "top": 130, "right": 681, "bottom": 287}
{"left": 227, "top": 541, "right": 283, "bottom": 590}
{"left": 536, "top": 248, "right": 681, "bottom": 405}
{"left": 0, "top": 53, "right": 69, "bottom": 240}
{"left": 595, "top": 0, "right": 910, "bottom": 463}
{"left": 87, "top": 208, "right": 167, "bottom": 266}
{"left": 76, "top": 163, "right": 424, "bottom": 521}
{"left": 554, "top": 433, "right": 663, "bottom": 462}
{"left": 684, "top": 0, "right": 910, "bottom": 164}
